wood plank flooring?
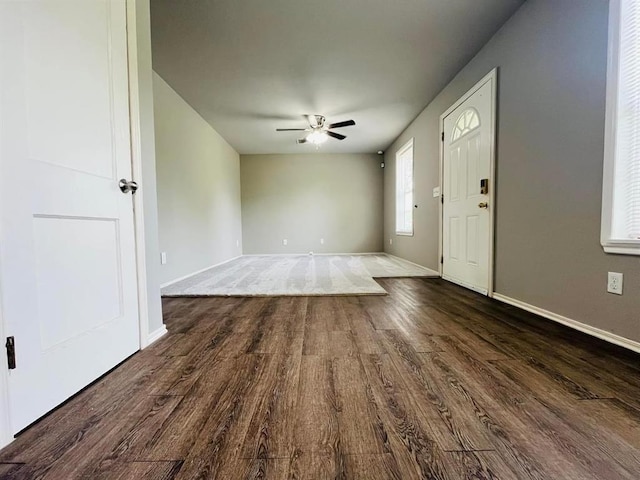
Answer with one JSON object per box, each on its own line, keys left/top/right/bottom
{"left": 1, "top": 278, "right": 639, "bottom": 479}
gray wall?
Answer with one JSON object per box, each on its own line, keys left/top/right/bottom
{"left": 134, "top": 0, "right": 164, "bottom": 336}
{"left": 154, "top": 73, "right": 243, "bottom": 285}
{"left": 241, "top": 154, "right": 383, "bottom": 254}
{"left": 384, "top": 0, "right": 640, "bottom": 343}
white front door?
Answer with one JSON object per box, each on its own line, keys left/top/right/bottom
{"left": 0, "top": 0, "right": 140, "bottom": 433}
{"left": 442, "top": 75, "right": 495, "bottom": 295}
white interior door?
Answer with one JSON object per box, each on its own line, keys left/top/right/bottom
{"left": 0, "top": 0, "right": 140, "bottom": 433}
{"left": 442, "top": 76, "right": 495, "bottom": 295}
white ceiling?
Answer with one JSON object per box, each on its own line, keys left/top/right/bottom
{"left": 150, "top": 0, "right": 524, "bottom": 154}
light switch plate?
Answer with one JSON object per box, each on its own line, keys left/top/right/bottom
{"left": 433, "top": 187, "right": 441, "bottom": 198}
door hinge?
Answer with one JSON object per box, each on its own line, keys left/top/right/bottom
{"left": 441, "top": 194, "right": 444, "bottom": 204}
{"left": 5, "top": 336, "right": 15, "bottom": 370}
{"left": 440, "top": 255, "right": 444, "bottom": 264}
{"left": 441, "top": 131, "right": 445, "bottom": 142}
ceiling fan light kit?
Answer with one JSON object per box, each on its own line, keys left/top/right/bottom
{"left": 276, "top": 114, "right": 356, "bottom": 147}
{"left": 306, "top": 131, "right": 329, "bottom": 145}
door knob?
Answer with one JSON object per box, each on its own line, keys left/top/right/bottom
{"left": 478, "top": 202, "right": 488, "bottom": 209}
{"left": 119, "top": 179, "right": 139, "bottom": 194}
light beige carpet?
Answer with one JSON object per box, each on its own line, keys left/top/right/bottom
{"left": 161, "top": 254, "right": 438, "bottom": 297}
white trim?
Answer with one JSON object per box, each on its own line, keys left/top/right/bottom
{"left": 241, "top": 252, "right": 386, "bottom": 257}
{"left": 492, "top": 293, "right": 640, "bottom": 354}
{"left": 385, "top": 254, "right": 440, "bottom": 276}
{"left": 126, "top": 0, "right": 151, "bottom": 349}
{"left": 601, "top": 0, "right": 620, "bottom": 250}
{"left": 160, "top": 255, "right": 242, "bottom": 289}
{"left": 601, "top": 0, "right": 640, "bottom": 255}
{"left": 146, "top": 325, "right": 168, "bottom": 346}
{"left": 603, "top": 243, "right": 640, "bottom": 255}
{"left": 439, "top": 68, "right": 498, "bottom": 297}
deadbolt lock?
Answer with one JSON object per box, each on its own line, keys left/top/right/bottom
{"left": 480, "top": 178, "right": 489, "bottom": 195}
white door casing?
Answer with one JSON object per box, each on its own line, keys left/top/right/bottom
{"left": 441, "top": 71, "right": 496, "bottom": 295}
{"left": 0, "top": 0, "right": 140, "bottom": 433}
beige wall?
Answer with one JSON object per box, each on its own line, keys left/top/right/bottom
{"left": 153, "top": 73, "right": 242, "bottom": 285}
{"left": 241, "top": 154, "right": 383, "bottom": 254}
{"left": 384, "top": 0, "right": 640, "bottom": 343}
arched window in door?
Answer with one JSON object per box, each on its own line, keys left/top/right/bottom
{"left": 451, "top": 108, "right": 480, "bottom": 142}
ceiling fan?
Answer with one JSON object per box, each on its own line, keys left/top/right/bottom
{"left": 276, "top": 115, "right": 356, "bottom": 145}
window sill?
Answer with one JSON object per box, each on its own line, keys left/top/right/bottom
{"left": 396, "top": 232, "right": 414, "bottom": 237}
{"left": 602, "top": 240, "right": 640, "bottom": 256}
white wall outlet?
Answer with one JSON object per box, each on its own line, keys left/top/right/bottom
{"left": 282, "top": 239, "right": 288, "bottom": 246}
{"left": 320, "top": 238, "right": 324, "bottom": 245}
{"left": 607, "top": 272, "right": 623, "bottom": 295}
{"left": 236, "top": 239, "right": 240, "bottom": 248}
{"left": 160, "top": 252, "right": 167, "bottom": 265}
{"left": 389, "top": 238, "right": 393, "bottom": 245}
{"left": 433, "top": 186, "right": 441, "bottom": 197}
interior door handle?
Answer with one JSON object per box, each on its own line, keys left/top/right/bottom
{"left": 478, "top": 202, "right": 488, "bottom": 209}
{"left": 119, "top": 179, "right": 139, "bottom": 194}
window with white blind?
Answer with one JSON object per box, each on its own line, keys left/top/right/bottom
{"left": 602, "top": 0, "right": 640, "bottom": 254}
{"left": 395, "top": 139, "right": 414, "bottom": 235}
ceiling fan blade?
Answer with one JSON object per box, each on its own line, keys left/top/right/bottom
{"left": 276, "top": 128, "right": 308, "bottom": 131}
{"left": 297, "top": 138, "right": 308, "bottom": 144}
{"left": 327, "top": 119, "right": 355, "bottom": 129}
{"left": 327, "top": 131, "right": 346, "bottom": 140}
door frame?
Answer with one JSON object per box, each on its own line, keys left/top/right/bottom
{"left": 127, "top": 0, "right": 154, "bottom": 350}
{"left": 0, "top": 0, "right": 152, "bottom": 448}
{"left": 438, "top": 68, "right": 497, "bottom": 297}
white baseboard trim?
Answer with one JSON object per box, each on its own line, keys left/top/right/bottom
{"left": 492, "top": 293, "right": 640, "bottom": 354}
{"left": 385, "top": 254, "right": 440, "bottom": 277}
{"left": 242, "top": 252, "right": 385, "bottom": 257}
{"left": 160, "top": 255, "right": 242, "bottom": 289}
{"left": 145, "top": 325, "right": 168, "bottom": 347}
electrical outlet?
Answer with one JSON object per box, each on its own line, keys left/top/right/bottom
{"left": 320, "top": 238, "right": 324, "bottom": 245}
{"left": 607, "top": 272, "right": 623, "bottom": 295}
{"left": 433, "top": 186, "right": 441, "bottom": 198}
{"left": 160, "top": 252, "right": 167, "bottom": 265}
{"left": 389, "top": 238, "right": 393, "bottom": 245}
{"left": 282, "top": 239, "right": 288, "bottom": 246}
{"left": 236, "top": 239, "right": 240, "bottom": 248}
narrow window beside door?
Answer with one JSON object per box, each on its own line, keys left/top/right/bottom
{"left": 602, "top": 0, "right": 640, "bottom": 255}
{"left": 395, "top": 139, "right": 414, "bottom": 235}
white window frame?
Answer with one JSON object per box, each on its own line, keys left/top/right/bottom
{"left": 602, "top": 0, "right": 640, "bottom": 255}
{"left": 395, "top": 138, "right": 414, "bottom": 236}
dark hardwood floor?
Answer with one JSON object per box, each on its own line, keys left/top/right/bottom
{"left": 1, "top": 278, "right": 639, "bottom": 479}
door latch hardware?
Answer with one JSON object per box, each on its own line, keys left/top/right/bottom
{"left": 119, "top": 179, "right": 139, "bottom": 194}
{"left": 6, "top": 336, "right": 16, "bottom": 370}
